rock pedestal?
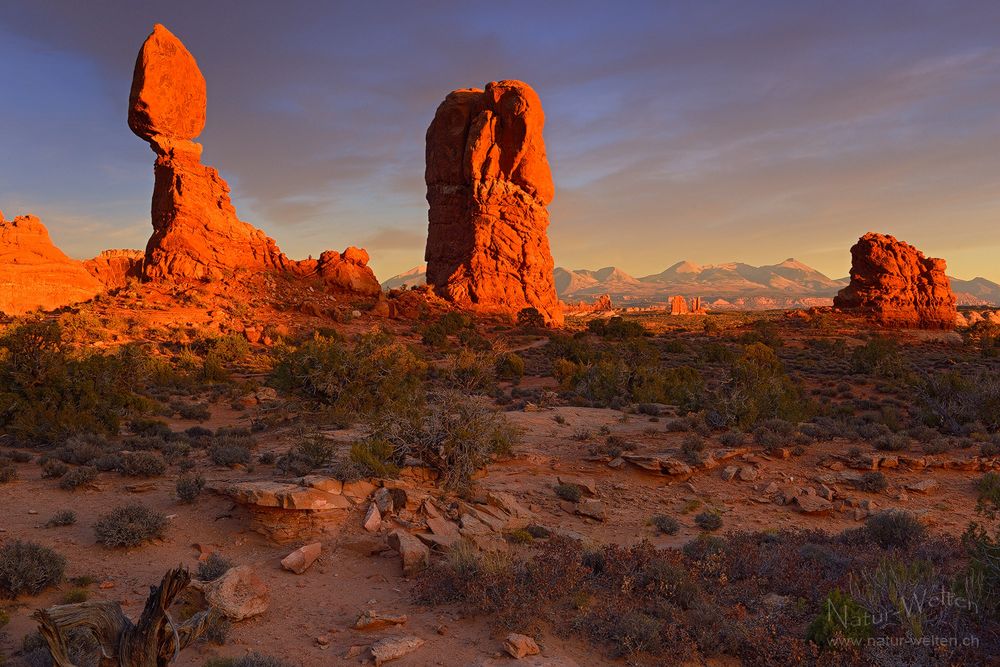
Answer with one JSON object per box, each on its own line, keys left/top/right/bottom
{"left": 834, "top": 233, "right": 956, "bottom": 329}
{"left": 424, "top": 81, "right": 562, "bottom": 325}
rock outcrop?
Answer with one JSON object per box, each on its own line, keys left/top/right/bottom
{"left": 129, "top": 24, "right": 378, "bottom": 294}
{"left": 834, "top": 233, "right": 956, "bottom": 329}
{"left": 84, "top": 249, "right": 144, "bottom": 290}
{"left": 424, "top": 80, "right": 562, "bottom": 325}
{"left": 0, "top": 212, "right": 102, "bottom": 315}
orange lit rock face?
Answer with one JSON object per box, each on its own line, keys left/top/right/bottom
{"left": 129, "top": 24, "right": 378, "bottom": 294}
{"left": 83, "top": 249, "right": 144, "bottom": 290}
{"left": 834, "top": 233, "right": 956, "bottom": 329}
{"left": 0, "top": 213, "right": 102, "bottom": 315}
{"left": 425, "top": 81, "right": 562, "bottom": 325}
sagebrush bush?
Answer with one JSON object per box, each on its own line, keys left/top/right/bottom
{"left": 805, "top": 588, "right": 872, "bottom": 647}
{"left": 652, "top": 515, "right": 679, "bottom": 535}
{"left": 363, "top": 392, "right": 518, "bottom": 490}
{"left": 863, "top": 510, "right": 925, "bottom": 549}
{"left": 120, "top": 451, "right": 167, "bottom": 477}
{"left": 46, "top": 510, "right": 77, "bottom": 527}
{"left": 715, "top": 343, "right": 813, "bottom": 429}
{"left": 0, "top": 461, "right": 17, "bottom": 483}
{"left": 0, "top": 540, "right": 65, "bottom": 597}
{"left": 855, "top": 471, "right": 887, "bottom": 493}
{"left": 209, "top": 436, "right": 254, "bottom": 467}
{"left": 271, "top": 329, "right": 426, "bottom": 419}
{"left": 94, "top": 503, "right": 166, "bottom": 548}
{"left": 197, "top": 553, "right": 232, "bottom": 582}
{"left": 58, "top": 466, "right": 97, "bottom": 491}
{"left": 555, "top": 483, "right": 582, "bottom": 502}
{"left": 176, "top": 473, "right": 205, "bottom": 503}
{"left": 694, "top": 512, "right": 722, "bottom": 532}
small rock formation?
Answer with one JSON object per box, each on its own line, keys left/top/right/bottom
{"left": 834, "top": 233, "right": 956, "bottom": 328}
{"left": 0, "top": 212, "right": 102, "bottom": 315}
{"left": 504, "top": 633, "right": 541, "bottom": 659}
{"left": 83, "top": 249, "right": 144, "bottom": 290}
{"left": 128, "top": 24, "right": 378, "bottom": 294}
{"left": 195, "top": 565, "right": 270, "bottom": 621}
{"left": 280, "top": 542, "right": 322, "bottom": 574}
{"left": 424, "top": 80, "right": 562, "bottom": 325}
{"left": 215, "top": 478, "right": 353, "bottom": 543}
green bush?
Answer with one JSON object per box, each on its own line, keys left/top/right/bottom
{"left": 516, "top": 307, "right": 546, "bottom": 329}
{"left": 978, "top": 472, "right": 1000, "bottom": 511}
{"left": 271, "top": 330, "right": 426, "bottom": 419}
{"left": 863, "top": 510, "right": 925, "bottom": 549}
{"left": 0, "top": 320, "right": 152, "bottom": 445}
{"left": 496, "top": 352, "right": 525, "bottom": 382}
{"left": 555, "top": 483, "right": 582, "bottom": 502}
{"left": 716, "top": 343, "right": 813, "bottom": 429}
{"left": 0, "top": 540, "right": 65, "bottom": 597}
{"left": 0, "top": 461, "right": 16, "bottom": 483}
{"left": 348, "top": 439, "right": 400, "bottom": 479}
{"left": 917, "top": 369, "right": 1000, "bottom": 435}
{"left": 209, "top": 436, "right": 254, "bottom": 467}
{"left": 94, "top": 503, "right": 166, "bottom": 548}
{"left": 652, "top": 515, "right": 679, "bottom": 535}
{"left": 851, "top": 337, "right": 906, "bottom": 378}
{"left": 805, "top": 588, "right": 872, "bottom": 648}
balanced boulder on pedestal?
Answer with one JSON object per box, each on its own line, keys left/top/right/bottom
{"left": 128, "top": 24, "right": 379, "bottom": 294}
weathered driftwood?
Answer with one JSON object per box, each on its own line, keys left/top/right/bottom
{"left": 32, "top": 566, "right": 217, "bottom": 667}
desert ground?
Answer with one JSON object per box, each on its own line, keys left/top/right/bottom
{"left": 0, "top": 277, "right": 998, "bottom": 667}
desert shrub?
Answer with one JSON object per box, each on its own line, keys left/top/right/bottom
{"left": 715, "top": 343, "right": 813, "bottom": 429}
{"left": 94, "top": 503, "right": 166, "bottom": 548}
{"left": 0, "top": 461, "right": 17, "bottom": 483}
{"left": 41, "top": 459, "right": 69, "bottom": 479}
{"left": 119, "top": 451, "right": 167, "bottom": 477}
{"left": 197, "top": 553, "right": 232, "bottom": 582}
{"left": 805, "top": 588, "right": 872, "bottom": 647}
{"left": 0, "top": 321, "right": 152, "bottom": 444}
{"left": 863, "top": 510, "right": 925, "bottom": 549}
{"left": 346, "top": 439, "right": 399, "bottom": 479}
{"left": 855, "top": 471, "right": 887, "bottom": 493}
{"left": 271, "top": 329, "right": 426, "bottom": 419}
{"left": 851, "top": 336, "right": 907, "bottom": 378}
{"left": 587, "top": 317, "right": 647, "bottom": 339}
{"left": 963, "top": 520, "right": 1000, "bottom": 617}
{"left": 62, "top": 587, "right": 89, "bottom": 604}
{"left": 555, "top": 483, "right": 582, "bottom": 502}
{"left": 231, "top": 653, "right": 293, "bottom": 667}
{"left": 209, "top": 436, "right": 254, "bottom": 467}
{"left": 694, "top": 512, "right": 722, "bottom": 532}
{"left": 176, "top": 473, "right": 205, "bottom": 503}
{"left": 445, "top": 348, "right": 500, "bottom": 393}
{"left": 916, "top": 369, "right": 1000, "bottom": 435}
{"left": 652, "top": 515, "right": 679, "bottom": 535}
{"left": 516, "top": 307, "right": 546, "bottom": 329}
{"left": 873, "top": 433, "right": 908, "bottom": 451}
{"left": 363, "top": 392, "right": 518, "bottom": 490}
{"left": 495, "top": 352, "right": 525, "bottom": 382}
{"left": 0, "top": 540, "right": 65, "bottom": 597}
{"left": 46, "top": 510, "right": 77, "bottom": 527}
{"left": 739, "top": 319, "right": 783, "bottom": 348}
{"left": 93, "top": 453, "right": 123, "bottom": 472}
{"left": 718, "top": 431, "right": 747, "bottom": 447}
{"left": 59, "top": 466, "right": 97, "bottom": 491}
{"left": 680, "top": 434, "right": 706, "bottom": 465}
{"left": 977, "top": 472, "right": 1000, "bottom": 511}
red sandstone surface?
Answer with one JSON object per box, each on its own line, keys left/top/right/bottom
{"left": 425, "top": 80, "right": 562, "bottom": 325}
{"left": 83, "top": 249, "right": 144, "bottom": 290}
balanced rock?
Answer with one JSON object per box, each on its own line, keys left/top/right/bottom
{"left": 425, "top": 80, "right": 562, "bottom": 325}
{"left": 0, "top": 213, "right": 102, "bottom": 315}
{"left": 834, "top": 233, "right": 956, "bottom": 329}
{"left": 84, "top": 249, "right": 144, "bottom": 290}
{"left": 128, "top": 24, "right": 379, "bottom": 294}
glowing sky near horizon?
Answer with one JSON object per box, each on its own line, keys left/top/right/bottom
{"left": 1, "top": 1, "right": 999, "bottom": 282}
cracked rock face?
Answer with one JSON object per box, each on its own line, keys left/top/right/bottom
{"left": 834, "top": 232, "right": 956, "bottom": 329}
{"left": 128, "top": 24, "right": 379, "bottom": 294}
{"left": 424, "top": 80, "right": 562, "bottom": 325}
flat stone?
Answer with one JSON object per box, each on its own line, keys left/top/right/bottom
{"left": 576, "top": 499, "right": 606, "bottom": 521}
{"left": 280, "top": 542, "right": 322, "bottom": 574}
{"left": 370, "top": 635, "right": 425, "bottom": 666}
{"left": 906, "top": 479, "right": 939, "bottom": 494}
{"left": 556, "top": 476, "right": 596, "bottom": 496}
{"left": 221, "top": 481, "right": 351, "bottom": 511}
{"left": 200, "top": 565, "right": 269, "bottom": 621}
{"left": 794, "top": 495, "right": 833, "bottom": 515}
{"left": 300, "top": 475, "right": 343, "bottom": 494}
{"left": 354, "top": 609, "right": 407, "bottom": 630}
{"left": 721, "top": 466, "right": 738, "bottom": 481}
{"left": 343, "top": 479, "right": 378, "bottom": 502}
{"left": 736, "top": 466, "right": 758, "bottom": 482}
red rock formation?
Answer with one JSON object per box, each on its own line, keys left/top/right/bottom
{"left": 670, "top": 295, "right": 689, "bottom": 315}
{"left": 129, "top": 24, "right": 378, "bottom": 295}
{"left": 424, "top": 81, "right": 562, "bottom": 325}
{"left": 834, "top": 233, "right": 956, "bottom": 328}
{"left": 0, "top": 212, "right": 102, "bottom": 315}
{"left": 84, "top": 249, "right": 144, "bottom": 290}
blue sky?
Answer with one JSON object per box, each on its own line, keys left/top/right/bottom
{"left": 2, "top": 0, "right": 999, "bottom": 281}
